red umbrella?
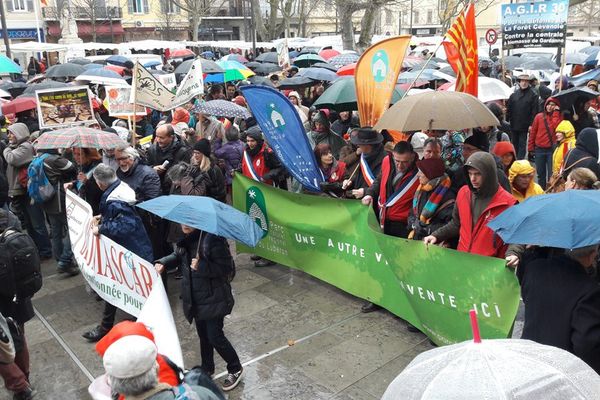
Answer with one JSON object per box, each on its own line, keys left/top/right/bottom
{"left": 105, "top": 65, "right": 126, "bottom": 76}
{"left": 336, "top": 62, "right": 356, "bottom": 76}
{"left": 168, "top": 49, "right": 195, "bottom": 59}
{"left": 1, "top": 97, "right": 37, "bottom": 115}
{"left": 319, "top": 49, "right": 341, "bottom": 60}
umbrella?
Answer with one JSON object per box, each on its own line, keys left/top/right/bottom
{"left": 382, "top": 338, "right": 600, "bottom": 400}
{"left": 75, "top": 68, "right": 127, "bottom": 86}
{"left": 200, "top": 50, "right": 215, "bottom": 59}
{"left": 0, "top": 81, "right": 27, "bottom": 98}
{"left": 566, "top": 52, "right": 589, "bottom": 65}
{"left": 26, "top": 74, "right": 45, "bottom": 84}
{"left": 0, "top": 55, "right": 22, "bottom": 74}
{"left": 298, "top": 67, "right": 337, "bottom": 82}
{"left": 519, "top": 57, "right": 559, "bottom": 71}
{"left": 313, "top": 76, "right": 403, "bottom": 112}
{"left": 104, "top": 65, "right": 126, "bottom": 76}
{"left": 213, "top": 60, "right": 254, "bottom": 81}
{"left": 45, "top": 63, "right": 85, "bottom": 79}
{"left": 289, "top": 50, "right": 300, "bottom": 59}
{"left": 1, "top": 97, "right": 37, "bottom": 115}
{"left": 168, "top": 48, "right": 195, "bottom": 59}
{"left": 34, "top": 126, "right": 127, "bottom": 150}
{"left": 501, "top": 55, "right": 525, "bottom": 70}
{"left": 319, "top": 49, "right": 340, "bottom": 60}
{"left": 336, "top": 62, "right": 357, "bottom": 76}
{"left": 106, "top": 55, "right": 131, "bottom": 67}
{"left": 488, "top": 190, "right": 600, "bottom": 248}
{"left": 447, "top": 77, "right": 513, "bottom": 103}
{"left": 255, "top": 52, "right": 278, "bottom": 64}
{"left": 294, "top": 54, "right": 326, "bottom": 68}
{"left": 136, "top": 195, "right": 264, "bottom": 247}
{"left": 328, "top": 53, "right": 359, "bottom": 68}
{"left": 84, "top": 63, "right": 103, "bottom": 70}
{"left": 277, "top": 76, "right": 317, "bottom": 89}
{"left": 570, "top": 69, "right": 600, "bottom": 87}
{"left": 374, "top": 91, "right": 499, "bottom": 132}
{"left": 245, "top": 61, "right": 262, "bottom": 70}
{"left": 143, "top": 60, "right": 161, "bottom": 69}
{"left": 253, "top": 63, "right": 280, "bottom": 75}
{"left": 69, "top": 58, "right": 92, "bottom": 66}
{"left": 22, "top": 80, "right": 69, "bottom": 95}
{"left": 398, "top": 69, "right": 440, "bottom": 83}
{"left": 553, "top": 86, "right": 600, "bottom": 112}
{"left": 192, "top": 99, "right": 251, "bottom": 119}
{"left": 580, "top": 45, "right": 600, "bottom": 55}
{"left": 298, "top": 48, "right": 318, "bottom": 55}
{"left": 175, "top": 58, "right": 223, "bottom": 75}
{"left": 246, "top": 76, "right": 275, "bottom": 87}
{"left": 220, "top": 54, "right": 248, "bottom": 64}
{"left": 312, "top": 62, "right": 338, "bottom": 72}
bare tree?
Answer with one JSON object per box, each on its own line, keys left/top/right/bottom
{"left": 69, "top": 0, "right": 106, "bottom": 42}
{"left": 169, "top": 0, "right": 226, "bottom": 41}
{"left": 437, "top": 0, "right": 497, "bottom": 32}
{"left": 157, "top": 0, "right": 187, "bottom": 40}
{"left": 297, "top": 0, "right": 328, "bottom": 37}
{"left": 570, "top": 0, "right": 600, "bottom": 35}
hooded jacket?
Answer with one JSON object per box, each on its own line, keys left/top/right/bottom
{"left": 98, "top": 180, "right": 154, "bottom": 263}
{"left": 2, "top": 123, "right": 33, "bottom": 196}
{"left": 433, "top": 152, "right": 516, "bottom": 258}
{"left": 562, "top": 127, "right": 600, "bottom": 179}
{"left": 552, "top": 120, "right": 576, "bottom": 174}
{"left": 508, "top": 160, "right": 544, "bottom": 203}
{"left": 310, "top": 113, "right": 346, "bottom": 159}
{"left": 528, "top": 97, "right": 562, "bottom": 152}
{"left": 492, "top": 141, "right": 517, "bottom": 174}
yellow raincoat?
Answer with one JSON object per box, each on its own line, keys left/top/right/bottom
{"left": 552, "top": 120, "right": 576, "bottom": 174}
{"left": 509, "top": 160, "right": 544, "bottom": 203}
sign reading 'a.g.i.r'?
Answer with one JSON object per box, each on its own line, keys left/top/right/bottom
{"left": 501, "top": 0, "right": 569, "bottom": 50}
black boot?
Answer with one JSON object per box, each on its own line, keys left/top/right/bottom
{"left": 82, "top": 325, "right": 109, "bottom": 342}
{"left": 13, "top": 387, "right": 36, "bottom": 400}
{"left": 360, "top": 302, "right": 382, "bottom": 313}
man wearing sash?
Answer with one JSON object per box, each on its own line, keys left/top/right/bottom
{"left": 343, "top": 128, "right": 387, "bottom": 197}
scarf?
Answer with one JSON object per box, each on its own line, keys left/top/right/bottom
{"left": 412, "top": 175, "right": 451, "bottom": 224}
{"left": 321, "top": 159, "right": 339, "bottom": 181}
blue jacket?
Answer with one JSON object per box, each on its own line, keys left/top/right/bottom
{"left": 99, "top": 180, "right": 154, "bottom": 262}
{"left": 213, "top": 138, "right": 243, "bottom": 186}
{"left": 116, "top": 160, "right": 161, "bottom": 202}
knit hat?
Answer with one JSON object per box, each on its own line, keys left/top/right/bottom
{"left": 172, "top": 107, "right": 190, "bottom": 125}
{"left": 103, "top": 335, "right": 157, "bottom": 379}
{"left": 193, "top": 138, "right": 211, "bottom": 157}
{"left": 416, "top": 158, "right": 446, "bottom": 180}
{"left": 245, "top": 124, "right": 263, "bottom": 142}
{"left": 464, "top": 133, "right": 490, "bottom": 152}
{"left": 492, "top": 141, "right": 516, "bottom": 158}
{"left": 232, "top": 96, "right": 247, "bottom": 107}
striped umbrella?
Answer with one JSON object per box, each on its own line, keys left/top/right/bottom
{"left": 192, "top": 100, "right": 251, "bottom": 119}
{"left": 34, "top": 126, "right": 128, "bottom": 150}
{"left": 328, "top": 53, "right": 359, "bottom": 68}
{"left": 205, "top": 60, "right": 254, "bottom": 82}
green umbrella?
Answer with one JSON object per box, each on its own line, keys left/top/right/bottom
{"left": 293, "top": 54, "right": 326, "bottom": 68}
{"left": 0, "top": 55, "right": 22, "bottom": 74}
{"left": 313, "top": 77, "right": 404, "bottom": 112}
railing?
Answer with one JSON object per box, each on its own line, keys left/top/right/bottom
{"left": 42, "top": 6, "right": 123, "bottom": 20}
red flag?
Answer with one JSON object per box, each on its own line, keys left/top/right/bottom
{"left": 442, "top": 3, "right": 478, "bottom": 97}
{"left": 40, "top": 0, "right": 48, "bottom": 6}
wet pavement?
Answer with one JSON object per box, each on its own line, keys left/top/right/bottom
{"left": 1, "top": 246, "right": 521, "bottom": 399}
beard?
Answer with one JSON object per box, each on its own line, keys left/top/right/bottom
{"left": 120, "top": 165, "right": 131, "bottom": 173}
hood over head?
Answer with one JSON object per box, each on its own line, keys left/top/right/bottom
{"left": 463, "top": 151, "right": 498, "bottom": 197}
{"left": 555, "top": 120, "right": 575, "bottom": 141}
{"left": 7, "top": 123, "right": 30, "bottom": 144}
{"left": 508, "top": 160, "right": 535, "bottom": 184}
{"left": 576, "top": 127, "right": 600, "bottom": 159}
{"left": 492, "top": 141, "right": 516, "bottom": 159}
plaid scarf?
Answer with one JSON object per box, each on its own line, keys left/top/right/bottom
{"left": 412, "top": 174, "right": 452, "bottom": 224}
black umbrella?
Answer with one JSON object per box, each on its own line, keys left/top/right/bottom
{"left": 246, "top": 61, "right": 262, "bottom": 70}
{"left": 312, "top": 62, "right": 338, "bottom": 72}
{"left": 438, "top": 66, "right": 457, "bottom": 77}
{"left": 519, "top": 57, "right": 558, "bottom": 71}
{"left": 254, "top": 63, "right": 281, "bottom": 75}
{"left": 0, "top": 81, "right": 27, "bottom": 98}
{"left": 278, "top": 76, "right": 317, "bottom": 89}
{"left": 256, "top": 52, "right": 278, "bottom": 64}
{"left": 247, "top": 76, "right": 275, "bottom": 87}
{"left": 174, "top": 58, "right": 223, "bottom": 75}
{"left": 45, "top": 63, "right": 85, "bottom": 79}
{"left": 554, "top": 86, "right": 600, "bottom": 112}
{"left": 23, "top": 80, "right": 69, "bottom": 94}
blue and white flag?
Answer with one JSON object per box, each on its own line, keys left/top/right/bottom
{"left": 240, "top": 86, "right": 324, "bottom": 191}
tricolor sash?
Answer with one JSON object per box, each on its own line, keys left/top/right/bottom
{"left": 360, "top": 154, "right": 376, "bottom": 187}
{"left": 378, "top": 169, "right": 419, "bottom": 228}
{"left": 242, "top": 150, "right": 261, "bottom": 182}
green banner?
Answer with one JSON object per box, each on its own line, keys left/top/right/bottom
{"left": 233, "top": 175, "right": 520, "bottom": 345}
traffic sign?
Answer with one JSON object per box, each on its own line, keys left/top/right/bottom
{"left": 485, "top": 29, "right": 498, "bottom": 45}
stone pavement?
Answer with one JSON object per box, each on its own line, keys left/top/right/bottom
{"left": 1, "top": 249, "right": 440, "bottom": 400}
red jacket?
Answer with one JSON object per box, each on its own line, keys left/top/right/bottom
{"left": 377, "top": 155, "right": 419, "bottom": 225}
{"left": 456, "top": 185, "right": 516, "bottom": 258}
{"left": 528, "top": 98, "right": 562, "bottom": 152}
{"left": 242, "top": 143, "right": 273, "bottom": 185}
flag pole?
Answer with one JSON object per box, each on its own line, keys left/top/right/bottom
{"left": 558, "top": 44, "right": 567, "bottom": 92}
{"left": 131, "top": 64, "right": 138, "bottom": 147}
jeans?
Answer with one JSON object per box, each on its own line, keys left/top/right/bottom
{"left": 10, "top": 195, "right": 52, "bottom": 258}
{"left": 47, "top": 212, "right": 73, "bottom": 267}
{"left": 195, "top": 317, "right": 241, "bottom": 374}
{"left": 513, "top": 130, "right": 528, "bottom": 159}
{"left": 534, "top": 147, "right": 554, "bottom": 190}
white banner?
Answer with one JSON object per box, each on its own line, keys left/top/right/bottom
{"left": 172, "top": 58, "right": 204, "bottom": 108}
{"left": 131, "top": 62, "right": 176, "bottom": 112}
{"left": 65, "top": 190, "right": 161, "bottom": 317}
{"left": 157, "top": 73, "right": 177, "bottom": 91}
{"left": 277, "top": 39, "right": 290, "bottom": 69}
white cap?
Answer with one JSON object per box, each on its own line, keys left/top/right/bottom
{"left": 411, "top": 132, "right": 429, "bottom": 158}
{"left": 103, "top": 335, "right": 157, "bottom": 379}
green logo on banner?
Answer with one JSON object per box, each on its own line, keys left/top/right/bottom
{"left": 246, "top": 186, "right": 269, "bottom": 237}
{"left": 371, "top": 50, "right": 390, "bottom": 83}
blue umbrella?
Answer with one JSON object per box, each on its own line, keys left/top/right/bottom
{"left": 397, "top": 69, "right": 439, "bottom": 83}
{"left": 144, "top": 60, "right": 161, "bottom": 68}
{"left": 570, "top": 69, "right": 600, "bottom": 87}
{"left": 201, "top": 51, "right": 215, "bottom": 59}
{"left": 289, "top": 50, "right": 300, "bottom": 59}
{"left": 136, "top": 195, "right": 264, "bottom": 247}
{"left": 106, "top": 55, "right": 131, "bottom": 67}
{"left": 298, "top": 67, "right": 337, "bottom": 82}
{"left": 84, "top": 63, "right": 103, "bottom": 70}
{"left": 488, "top": 190, "right": 600, "bottom": 249}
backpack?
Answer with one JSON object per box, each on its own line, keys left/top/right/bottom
{"left": 0, "top": 229, "right": 42, "bottom": 299}
{"left": 27, "top": 153, "right": 55, "bottom": 204}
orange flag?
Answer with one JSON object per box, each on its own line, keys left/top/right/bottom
{"left": 443, "top": 3, "right": 478, "bottom": 97}
{"left": 355, "top": 36, "right": 411, "bottom": 127}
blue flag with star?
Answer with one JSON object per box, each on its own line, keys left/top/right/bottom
{"left": 240, "top": 85, "right": 324, "bottom": 192}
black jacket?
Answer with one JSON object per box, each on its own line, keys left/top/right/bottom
{"left": 352, "top": 145, "right": 386, "bottom": 191}
{"left": 41, "top": 153, "right": 77, "bottom": 214}
{"left": 518, "top": 254, "right": 600, "bottom": 374}
{"left": 562, "top": 127, "right": 600, "bottom": 179}
{"left": 506, "top": 87, "right": 539, "bottom": 131}
{"left": 146, "top": 137, "right": 191, "bottom": 194}
{"left": 116, "top": 160, "right": 161, "bottom": 202}
{"left": 157, "top": 230, "right": 234, "bottom": 322}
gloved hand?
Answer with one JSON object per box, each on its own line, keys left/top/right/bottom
{"left": 527, "top": 152, "right": 535, "bottom": 162}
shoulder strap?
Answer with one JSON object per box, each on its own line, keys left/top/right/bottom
{"left": 542, "top": 116, "right": 555, "bottom": 147}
